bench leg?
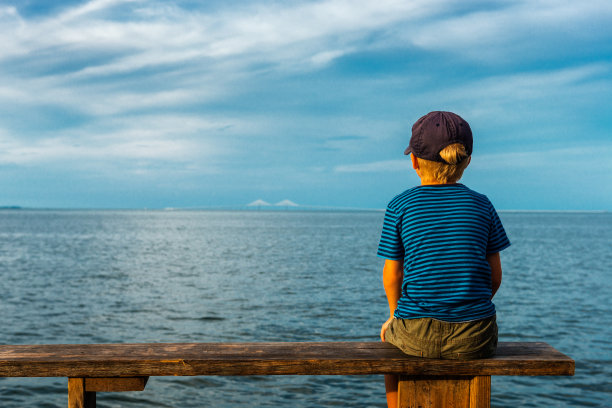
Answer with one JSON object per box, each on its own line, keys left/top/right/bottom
{"left": 68, "top": 377, "right": 148, "bottom": 408}
{"left": 397, "top": 375, "right": 490, "bottom": 408}
{"left": 68, "top": 378, "right": 96, "bottom": 408}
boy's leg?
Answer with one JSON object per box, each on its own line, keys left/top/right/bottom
{"left": 385, "top": 374, "right": 398, "bottom": 408}
{"left": 383, "top": 318, "right": 422, "bottom": 408}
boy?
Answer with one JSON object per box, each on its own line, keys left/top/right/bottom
{"left": 377, "top": 111, "right": 510, "bottom": 408}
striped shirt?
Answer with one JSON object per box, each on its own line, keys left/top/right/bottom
{"left": 377, "top": 184, "right": 510, "bottom": 322}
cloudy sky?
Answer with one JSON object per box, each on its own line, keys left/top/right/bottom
{"left": 0, "top": 0, "right": 611, "bottom": 210}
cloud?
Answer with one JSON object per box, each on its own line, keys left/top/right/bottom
{"left": 407, "top": 63, "right": 612, "bottom": 139}
{"left": 409, "top": 0, "right": 612, "bottom": 62}
{"left": 334, "top": 143, "right": 612, "bottom": 176}
{"left": 2, "top": 0, "right": 610, "bottom": 124}
{"left": 466, "top": 64, "right": 611, "bottom": 99}
{"left": 0, "top": 133, "right": 193, "bottom": 166}
{"left": 1, "top": 0, "right": 611, "bottom": 208}
{"left": 0, "top": 0, "right": 443, "bottom": 148}
{"left": 57, "top": 0, "right": 141, "bottom": 22}
{"left": 1, "top": 0, "right": 429, "bottom": 74}
{"left": 0, "top": 114, "right": 232, "bottom": 167}
{"left": 471, "top": 145, "right": 612, "bottom": 172}
{"left": 3, "top": 0, "right": 611, "bottom": 84}
{"left": 334, "top": 159, "right": 409, "bottom": 173}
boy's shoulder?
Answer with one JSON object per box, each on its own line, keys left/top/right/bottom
{"left": 387, "top": 185, "right": 421, "bottom": 210}
{"left": 387, "top": 184, "right": 492, "bottom": 213}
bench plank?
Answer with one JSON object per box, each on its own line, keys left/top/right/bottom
{"left": 0, "top": 342, "right": 574, "bottom": 378}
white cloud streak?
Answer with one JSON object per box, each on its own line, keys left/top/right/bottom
{"left": 410, "top": 0, "right": 612, "bottom": 61}
{"left": 0, "top": 0, "right": 610, "bottom": 171}
{"left": 0, "top": 114, "right": 233, "bottom": 167}
{"left": 6, "top": 0, "right": 608, "bottom": 83}
{"left": 334, "top": 159, "right": 409, "bottom": 173}
{"left": 334, "top": 144, "right": 612, "bottom": 178}
{"left": 471, "top": 145, "right": 612, "bottom": 171}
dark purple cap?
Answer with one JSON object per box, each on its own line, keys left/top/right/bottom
{"left": 404, "top": 111, "right": 473, "bottom": 163}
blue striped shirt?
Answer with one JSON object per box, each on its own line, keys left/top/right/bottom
{"left": 377, "top": 184, "right": 510, "bottom": 322}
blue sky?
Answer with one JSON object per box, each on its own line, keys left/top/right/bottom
{"left": 0, "top": 0, "right": 611, "bottom": 210}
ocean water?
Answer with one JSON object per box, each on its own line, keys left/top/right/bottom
{"left": 0, "top": 210, "right": 609, "bottom": 407}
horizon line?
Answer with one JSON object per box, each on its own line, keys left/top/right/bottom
{"left": 0, "top": 205, "right": 609, "bottom": 213}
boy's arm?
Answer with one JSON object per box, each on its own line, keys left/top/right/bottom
{"left": 487, "top": 252, "right": 502, "bottom": 299}
{"left": 381, "top": 259, "right": 404, "bottom": 341}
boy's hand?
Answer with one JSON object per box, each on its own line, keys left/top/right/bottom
{"left": 380, "top": 316, "right": 394, "bottom": 342}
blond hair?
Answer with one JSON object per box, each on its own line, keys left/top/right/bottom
{"left": 417, "top": 143, "right": 470, "bottom": 183}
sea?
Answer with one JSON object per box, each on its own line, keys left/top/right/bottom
{"left": 0, "top": 209, "right": 610, "bottom": 407}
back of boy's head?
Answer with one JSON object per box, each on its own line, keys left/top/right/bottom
{"left": 404, "top": 111, "right": 472, "bottom": 183}
{"left": 417, "top": 143, "right": 470, "bottom": 183}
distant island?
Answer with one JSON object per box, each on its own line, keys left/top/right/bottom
{"left": 0, "top": 206, "right": 22, "bottom": 210}
{"left": 247, "top": 199, "right": 299, "bottom": 208}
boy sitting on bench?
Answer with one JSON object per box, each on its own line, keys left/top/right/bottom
{"left": 377, "top": 111, "right": 511, "bottom": 408}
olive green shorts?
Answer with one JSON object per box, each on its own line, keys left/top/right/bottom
{"left": 384, "top": 315, "right": 498, "bottom": 360}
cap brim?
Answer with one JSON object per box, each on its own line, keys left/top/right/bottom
{"left": 403, "top": 146, "right": 412, "bottom": 155}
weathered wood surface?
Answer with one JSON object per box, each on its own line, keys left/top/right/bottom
{"left": 398, "top": 375, "right": 491, "bottom": 408}
{"left": 469, "top": 375, "right": 491, "bottom": 407}
{"left": 68, "top": 378, "right": 95, "bottom": 408}
{"left": 68, "top": 377, "right": 148, "bottom": 408}
{"left": 84, "top": 377, "right": 148, "bottom": 392}
{"left": 0, "top": 342, "right": 574, "bottom": 378}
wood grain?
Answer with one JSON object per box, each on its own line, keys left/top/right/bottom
{"left": 0, "top": 342, "right": 574, "bottom": 378}
{"left": 398, "top": 375, "right": 471, "bottom": 408}
{"left": 397, "top": 375, "right": 491, "bottom": 408}
{"left": 85, "top": 377, "right": 148, "bottom": 392}
{"left": 68, "top": 378, "right": 95, "bottom": 408}
{"left": 68, "top": 378, "right": 85, "bottom": 408}
{"left": 469, "top": 376, "right": 490, "bottom": 408}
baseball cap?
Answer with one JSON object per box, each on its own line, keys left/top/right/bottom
{"left": 404, "top": 111, "right": 473, "bottom": 163}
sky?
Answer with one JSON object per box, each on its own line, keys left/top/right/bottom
{"left": 0, "top": 0, "right": 611, "bottom": 210}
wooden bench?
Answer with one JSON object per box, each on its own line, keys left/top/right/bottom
{"left": 0, "top": 341, "right": 574, "bottom": 408}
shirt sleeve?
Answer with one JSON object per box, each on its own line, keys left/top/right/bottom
{"left": 377, "top": 206, "right": 405, "bottom": 260}
{"left": 486, "top": 200, "right": 511, "bottom": 254}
